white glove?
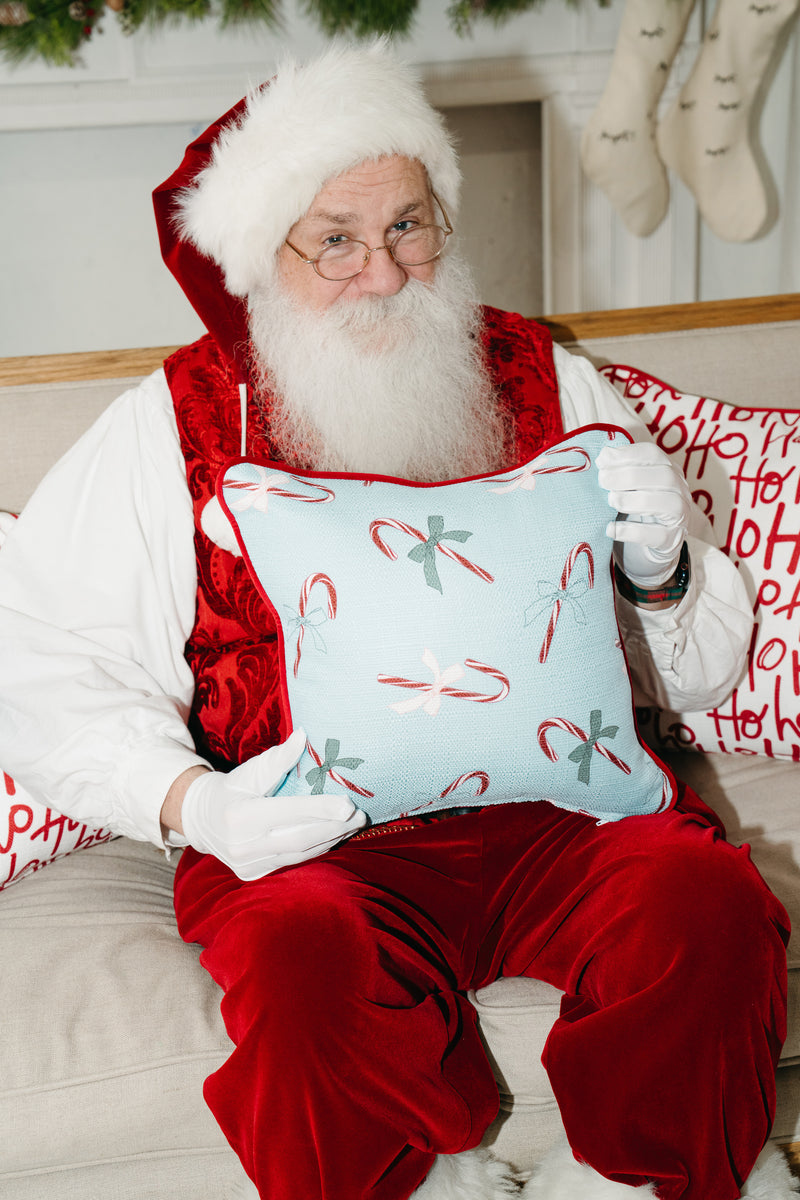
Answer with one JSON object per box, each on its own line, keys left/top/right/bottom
{"left": 596, "top": 441, "right": 692, "bottom": 587}
{"left": 181, "top": 729, "right": 367, "bottom": 881}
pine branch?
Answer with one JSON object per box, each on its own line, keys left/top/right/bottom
{"left": 119, "top": 0, "right": 209, "bottom": 35}
{"left": 217, "top": 0, "right": 283, "bottom": 29}
{"left": 0, "top": 0, "right": 99, "bottom": 67}
{"left": 303, "top": 0, "right": 417, "bottom": 38}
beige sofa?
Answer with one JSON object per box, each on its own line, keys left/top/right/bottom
{"left": 1, "top": 295, "right": 799, "bottom": 1197}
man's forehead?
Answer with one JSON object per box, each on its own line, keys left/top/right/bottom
{"left": 300, "top": 156, "right": 431, "bottom": 225}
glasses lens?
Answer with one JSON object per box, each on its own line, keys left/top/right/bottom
{"left": 315, "top": 243, "right": 368, "bottom": 281}
{"left": 391, "top": 225, "right": 448, "bottom": 266}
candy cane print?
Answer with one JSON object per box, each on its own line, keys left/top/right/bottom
{"left": 537, "top": 716, "right": 631, "bottom": 776}
{"left": 293, "top": 573, "right": 338, "bottom": 678}
{"left": 538, "top": 542, "right": 595, "bottom": 665}
{"left": 369, "top": 518, "right": 493, "bottom": 585}
{"left": 450, "top": 660, "right": 510, "bottom": 703}
{"left": 440, "top": 771, "right": 490, "bottom": 799}
{"left": 226, "top": 467, "right": 335, "bottom": 514}
{"left": 378, "top": 650, "right": 510, "bottom": 715}
{"left": 305, "top": 739, "right": 375, "bottom": 799}
{"left": 396, "top": 770, "right": 492, "bottom": 818}
{"left": 3, "top": 772, "right": 15, "bottom": 797}
{"left": 489, "top": 445, "right": 592, "bottom": 494}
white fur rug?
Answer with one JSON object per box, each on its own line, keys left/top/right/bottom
{"left": 741, "top": 1143, "right": 800, "bottom": 1198}
{"left": 517, "top": 1137, "right": 799, "bottom": 1200}
{"left": 413, "top": 1149, "right": 519, "bottom": 1199}
{"left": 225, "top": 1148, "right": 519, "bottom": 1200}
{"left": 518, "top": 1137, "right": 657, "bottom": 1198}
{"left": 226, "top": 1139, "right": 800, "bottom": 1198}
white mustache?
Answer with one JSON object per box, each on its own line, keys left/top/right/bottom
{"left": 247, "top": 255, "right": 511, "bottom": 482}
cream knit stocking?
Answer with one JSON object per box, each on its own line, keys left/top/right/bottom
{"left": 657, "top": 0, "right": 800, "bottom": 241}
{"left": 580, "top": 0, "right": 697, "bottom": 236}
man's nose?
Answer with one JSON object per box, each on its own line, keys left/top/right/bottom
{"left": 353, "top": 244, "right": 407, "bottom": 296}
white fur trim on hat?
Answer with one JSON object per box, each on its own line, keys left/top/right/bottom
{"left": 177, "top": 39, "right": 461, "bottom": 298}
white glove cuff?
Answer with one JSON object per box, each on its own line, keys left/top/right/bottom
{"left": 179, "top": 773, "right": 215, "bottom": 856}
{"left": 614, "top": 542, "right": 691, "bottom": 605}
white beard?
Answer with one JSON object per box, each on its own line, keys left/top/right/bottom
{"left": 247, "top": 255, "right": 512, "bottom": 482}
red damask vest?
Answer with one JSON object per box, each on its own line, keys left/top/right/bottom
{"left": 165, "top": 305, "right": 563, "bottom": 771}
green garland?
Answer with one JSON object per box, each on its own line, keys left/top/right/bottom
{"left": 447, "top": 0, "right": 581, "bottom": 36}
{"left": 117, "top": 0, "right": 208, "bottom": 35}
{"left": 0, "top": 0, "right": 102, "bottom": 66}
{"left": 304, "top": 0, "right": 417, "bottom": 37}
{"left": 0, "top": 0, "right": 584, "bottom": 67}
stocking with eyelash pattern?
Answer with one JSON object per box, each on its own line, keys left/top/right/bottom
{"left": 580, "top": 0, "right": 697, "bottom": 236}
{"left": 656, "top": 0, "right": 800, "bottom": 242}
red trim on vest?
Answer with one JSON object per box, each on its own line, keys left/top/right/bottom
{"left": 166, "top": 306, "right": 562, "bottom": 770}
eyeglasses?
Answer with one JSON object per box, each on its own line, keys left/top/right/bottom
{"left": 284, "top": 192, "right": 453, "bottom": 282}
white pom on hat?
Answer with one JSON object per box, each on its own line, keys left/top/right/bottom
{"left": 176, "top": 38, "right": 461, "bottom": 298}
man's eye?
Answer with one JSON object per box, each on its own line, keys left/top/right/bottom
{"left": 322, "top": 234, "right": 351, "bottom": 247}
{"left": 391, "top": 220, "right": 417, "bottom": 235}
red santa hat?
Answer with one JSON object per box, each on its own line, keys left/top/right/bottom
{"left": 175, "top": 39, "right": 461, "bottom": 300}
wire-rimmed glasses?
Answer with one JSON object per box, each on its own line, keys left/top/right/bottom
{"left": 284, "top": 192, "right": 453, "bottom": 282}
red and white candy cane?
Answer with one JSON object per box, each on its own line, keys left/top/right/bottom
{"left": 538, "top": 541, "right": 595, "bottom": 665}
{"left": 226, "top": 468, "right": 335, "bottom": 514}
{"left": 273, "top": 477, "right": 335, "bottom": 503}
{"left": 490, "top": 445, "right": 592, "bottom": 493}
{"left": 445, "top": 660, "right": 510, "bottom": 703}
{"left": 306, "top": 740, "right": 375, "bottom": 799}
{"left": 537, "top": 717, "right": 631, "bottom": 775}
{"left": 369, "top": 519, "right": 493, "bottom": 583}
{"left": 378, "top": 655, "right": 510, "bottom": 716}
{"left": 398, "top": 771, "right": 491, "bottom": 817}
{"left": 440, "top": 771, "right": 490, "bottom": 799}
{"left": 293, "top": 572, "right": 338, "bottom": 678}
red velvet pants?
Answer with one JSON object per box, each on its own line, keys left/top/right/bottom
{"left": 173, "top": 789, "right": 789, "bottom": 1200}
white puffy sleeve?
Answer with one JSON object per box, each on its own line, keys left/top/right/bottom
{"left": 0, "top": 370, "right": 207, "bottom": 846}
{"left": 554, "top": 342, "right": 753, "bottom": 712}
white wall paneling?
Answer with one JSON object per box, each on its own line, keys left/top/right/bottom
{"left": 1, "top": 0, "right": 798, "bottom": 356}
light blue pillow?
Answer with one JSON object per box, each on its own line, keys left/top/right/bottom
{"left": 219, "top": 425, "right": 674, "bottom": 826}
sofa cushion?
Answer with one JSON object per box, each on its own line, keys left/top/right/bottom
{"left": 220, "top": 426, "right": 674, "bottom": 827}
{"left": 469, "top": 976, "right": 566, "bottom": 1172}
{"left": 601, "top": 364, "right": 800, "bottom": 762}
{"left": 1, "top": 769, "right": 798, "bottom": 1193}
{"left": 0, "top": 378, "right": 132, "bottom": 515}
{"left": 0, "top": 838, "right": 247, "bottom": 1197}
{"left": 570, "top": 319, "right": 800, "bottom": 412}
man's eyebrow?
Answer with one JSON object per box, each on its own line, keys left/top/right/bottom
{"left": 306, "top": 210, "right": 360, "bottom": 226}
{"left": 304, "top": 200, "right": 427, "bottom": 226}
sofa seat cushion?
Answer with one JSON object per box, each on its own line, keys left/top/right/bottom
{"left": 0, "top": 838, "right": 246, "bottom": 1196}
{"left": 469, "top": 976, "right": 566, "bottom": 1171}
{"left": 2, "top": 754, "right": 798, "bottom": 1192}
